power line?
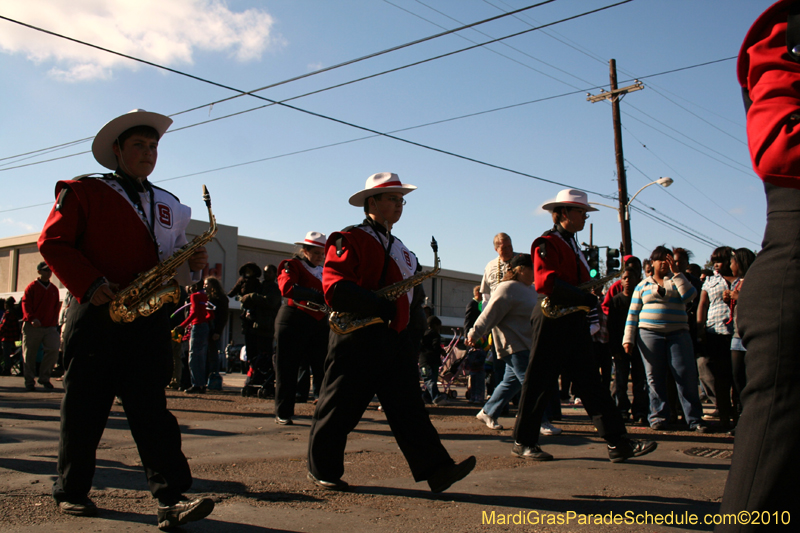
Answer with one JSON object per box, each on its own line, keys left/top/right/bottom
{"left": 0, "top": 1, "right": 632, "bottom": 177}
{"left": 623, "top": 158, "right": 761, "bottom": 246}
{"left": 0, "top": 1, "right": 627, "bottom": 167}
{"left": 0, "top": 52, "right": 739, "bottom": 173}
{"left": 621, "top": 125, "right": 763, "bottom": 240}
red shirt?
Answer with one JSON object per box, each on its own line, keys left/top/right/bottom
{"left": 179, "top": 292, "right": 214, "bottom": 328}
{"left": 531, "top": 230, "right": 590, "bottom": 296}
{"left": 278, "top": 257, "right": 325, "bottom": 321}
{"left": 21, "top": 279, "right": 61, "bottom": 327}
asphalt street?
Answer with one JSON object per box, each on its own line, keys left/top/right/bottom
{"left": 0, "top": 373, "right": 736, "bottom": 533}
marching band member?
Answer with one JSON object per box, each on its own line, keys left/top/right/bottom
{"left": 306, "top": 172, "right": 475, "bottom": 492}
{"left": 718, "top": 1, "right": 800, "bottom": 528}
{"left": 38, "top": 109, "right": 213, "bottom": 529}
{"left": 274, "top": 231, "right": 329, "bottom": 425}
{"left": 510, "top": 189, "right": 657, "bottom": 463}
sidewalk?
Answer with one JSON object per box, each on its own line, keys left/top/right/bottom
{"left": 0, "top": 373, "right": 733, "bottom": 532}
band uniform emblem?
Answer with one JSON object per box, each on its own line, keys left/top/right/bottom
{"left": 157, "top": 203, "right": 173, "bottom": 228}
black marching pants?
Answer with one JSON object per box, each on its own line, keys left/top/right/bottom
{"left": 308, "top": 325, "right": 453, "bottom": 482}
{"left": 52, "top": 302, "right": 191, "bottom": 503}
{"left": 718, "top": 184, "right": 800, "bottom": 531}
{"left": 274, "top": 305, "right": 328, "bottom": 419}
{"left": 513, "top": 302, "right": 625, "bottom": 447}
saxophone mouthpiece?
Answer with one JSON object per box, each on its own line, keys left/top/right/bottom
{"left": 202, "top": 185, "right": 211, "bottom": 207}
{"left": 430, "top": 236, "right": 438, "bottom": 253}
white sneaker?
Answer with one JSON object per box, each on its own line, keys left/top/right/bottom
{"left": 540, "top": 420, "right": 562, "bottom": 436}
{"left": 476, "top": 409, "right": 503, "bottom": 430}
{"left": 433, "top": 394, "right": 449, "bottom": 406}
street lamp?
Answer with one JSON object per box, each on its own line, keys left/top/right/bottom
{"left": 625, "top": 177, "right": 673, "bottom": 220}
{"left": 589, "top": 177, "right": 674, "bottom": 256}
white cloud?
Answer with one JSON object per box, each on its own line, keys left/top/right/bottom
{"left": 0, "top": 218, "right": 36, "bottom": 232}
{"left": 0, "top": 0, "right": 281, "bottom": 81}
{"left": 307, "top": 62, "right": 323, "bottom": 71}
{"left": 729, "top": 206, "right": 745, "bottom": 215}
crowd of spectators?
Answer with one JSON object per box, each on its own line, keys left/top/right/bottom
{"left": 3, "top": 237, "right": 757, "bottom": 442}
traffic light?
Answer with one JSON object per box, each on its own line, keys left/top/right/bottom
{"left": 585, "top": 246, "right": 600, "bottom": 278}
{"left": 606, "top": 248, "right": 621, "bottom": 274}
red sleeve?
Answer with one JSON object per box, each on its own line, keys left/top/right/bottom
{"left": 601, "top": 280, "right": 623, "bottom": 315}
{"left": 532, "top": 236, "right": 563, "bottom": 296}
{"left": 740, "top": 2, "right": 800, "bottom": 188}
{"left": 37, "top": 182, "right": 106, "bottom": 303}
{"left": 21, "top": 283, "right": 35, "bottom": 323}
{"left": 322, "top": 232, "right": 364, "bottom": 302}
{"left": 277, "top": 259, "right": 300, "bottom": 298}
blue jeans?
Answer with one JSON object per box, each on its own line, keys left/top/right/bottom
{"left": 483, "top": 350, "right": 529, "bottom": 419}
{"left": 188, "top": 322, "right": 210, "bottom": 388}
{"left": 420, "top": 363, "right": 440, "bottom": 401}
{"left": 637, "top": 328, "right": 703, "bottom": 427}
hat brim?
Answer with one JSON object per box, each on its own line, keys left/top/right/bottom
{"left": 92, "top": 110, "right": 173, "bottom": 170}
{"left": 540, "top": 200, "right": 598, "bottom": 213}
{"left": 348, "top": 184, "right": 417, "bottom": 207}
{"left": 293, "top": 240, "right": 325, "bottom": 247}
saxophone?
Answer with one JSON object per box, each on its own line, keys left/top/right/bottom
{"left": 329, "top": 236, "right": 441, "bottom": 335}
{"left": 540, "top": 270, "right": 622, "bottom": 319}
{"left": 109, "top": 185, "right": 218, "bottom": 323}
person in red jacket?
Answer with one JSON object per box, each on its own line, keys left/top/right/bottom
{"left": 306, "top": 172, "right": 475, "bottom": 493}
{"left": 274, "top": 231, "right": 329, "bottom": 424}
{"left": 37, "top": 109, "right": 212, "bottom": 527}
{"left": 511, "top": 189, "right": 656, "bottom": 463}
{"left": 718, "top": 2, "right": 800, "bottom": 529}
{"left": 21, "top": 262, "right": 61, "bottom": 391}
{"left": 177, "top": 287, "right": 214, "bottom": 394}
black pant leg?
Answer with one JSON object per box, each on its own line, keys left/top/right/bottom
{"left": 307, "top": 327, "right": 379, "bottom": 482}
{"left": 718, "top": 196, "right": 800, "bottom": 530}
{"left": 513, "top": 306, "right": 562, "bottom": 446}
{"left": 274, "top": 307, "right": 303, "bottom": 418}
{"left": 377, "top": 332, "right": 452, "bottom": 481}
{"left": 53, "top": 349, "right": 116, "bottom": 501}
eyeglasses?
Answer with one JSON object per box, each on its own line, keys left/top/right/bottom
{"left": 569, "top": 208, "right": 589, "bottom": 219}
{"left": 381, "top": 195, "right": 407, "bottom": 206}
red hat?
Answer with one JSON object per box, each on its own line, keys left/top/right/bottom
{"left": 348, "top": 172, "right": 417, "bottom": 207}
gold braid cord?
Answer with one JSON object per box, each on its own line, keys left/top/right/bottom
{"left": 329, "top": 236, "right": 441, "bottom": 335}
{"left": 109, "top": 185, "right": 218, "bottom": 324}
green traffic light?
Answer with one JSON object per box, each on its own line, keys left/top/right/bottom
{"left": 590, "top": 269, "right": 598, "bottom": 278}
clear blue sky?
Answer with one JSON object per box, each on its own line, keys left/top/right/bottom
{"left": 0, "top": 0, "right": 774, "bottom": 275}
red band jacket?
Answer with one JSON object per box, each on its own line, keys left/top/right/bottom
{"left": 323, "top": 225, "right": 417, "bottom": 333}
{"left": 738, "top": 0, "right": 800, "bottom": 189}
{"left": 38, "top": 176, "right": 194, "bottom": 304}
{"left": 278, "top": 257, "right": 325, "bottom": 321}
{"left": 531, "top": 230, "right": 590, "bottom": 296}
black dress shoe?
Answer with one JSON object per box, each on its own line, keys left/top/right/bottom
{"left": 307, "top": 471, "right": 349, "bottom": 491}
{"left": 427, "top": 456, "right": 476, "bottom": 493}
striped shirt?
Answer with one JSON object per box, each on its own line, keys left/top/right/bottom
{"left": 623, "top": 273, "right": 697, "bottom": 346}
{"left": 702, "top": 273, "right": 735, "bottom": 335}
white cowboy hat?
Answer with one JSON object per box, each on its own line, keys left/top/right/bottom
{"left": 348, "top": 172, "right": 417, "bottom": 207}
{"left": 540, "top": 189, "right": 598, "bottom": 212}
{"left": 92, "top": 109, "right": 173, "bottom": 170}
{"left": 294, "top": 231, "right": 327, "bottom": 248}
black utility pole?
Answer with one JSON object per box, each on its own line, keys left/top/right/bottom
{"left": 587, "top": 59, "right": 643, "bottom": 256}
